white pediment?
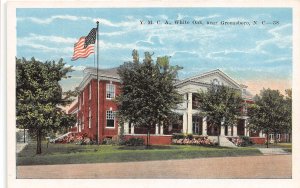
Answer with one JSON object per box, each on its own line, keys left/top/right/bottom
{"left": 187, "top": 69, "right": 241, "bottom": 89}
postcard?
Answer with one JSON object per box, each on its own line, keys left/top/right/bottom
{"left": 5, "top": 0, "right": 300, "bottom": 188}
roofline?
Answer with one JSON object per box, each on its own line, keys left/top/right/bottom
{"left": 78, "top": 67, "right": 121, "bottom": 91}
{"left": 175, "top": 69, "right": 243, "bottom": 89}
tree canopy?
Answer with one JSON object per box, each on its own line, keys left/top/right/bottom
{"left": 116, "top": 50, "right": 182, "bottom": 146}
{"left": 247, "top": 88, "right": 292, "bottom": 147}
{"left": 196, "top": 84, "right": 243, "bottom": 137}
{"left": 16, "top": 57, "right": 76, "bottom": 154}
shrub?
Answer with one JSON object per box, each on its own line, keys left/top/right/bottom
{"left": 102, "top": 137, "right": 114, "bottom": 145}
{"left": 240, "top": 136, "right": 253, "bottom": 147}
{"left": 172, "top": 133, "right": 185, "bottom": 139}
{"left": 187, "top": 134, "right": 194, "bottom": 140}
{"left": 125, "top": 137, "right": 145, "bottom": 146}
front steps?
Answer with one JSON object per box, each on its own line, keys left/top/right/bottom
{"left": 208, "top": 136, "right": 237, "bottom": 148}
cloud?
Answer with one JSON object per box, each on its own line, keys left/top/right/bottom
{"left": 17, "top": 39, "right": 73, "bottom": 54}
{"left": 65, "top": 64, "right": 86, "bottom": 71}
{"left": 21, "top": 15, "right": 83, "bottom": 24}
{"left": 176, "top": 13, "right": 189, "bottom": 20}
{"left": 18, "top": 15, "right": 126, "bottom": 27}
{"left": 264, "top": 57, "right": 292, "bottom": 63}
{"left": 20, "top": 33, "right": 77, "bottom": 44}
{"left": 135, "top": 35, "right": 164, "bottom": 47}
{"left": 100, "top": 31, "right": 126, "bottom": 36}
{"left": 254, "top": 23, "right": 292, "bottom": 53}
{"left": 193, "top": 14, "right": 221, "bottom": 20}
{"left": 159, "top": 14, "right": 169, "bottom": 20}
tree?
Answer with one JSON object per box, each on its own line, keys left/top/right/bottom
{"left": 247, "top": 88, "right": 291, "bottom": 148}
{"left": 116, "top": 50, "right": 182, "bottom": 147}
{"left": 16, "top": 57, "right": 76, "bottom": 154}
{"left": 284, "top": 89, "right": 292, "bottom": 142}
{"left": 196, "top": 84, "right": 243, "bottom": 144}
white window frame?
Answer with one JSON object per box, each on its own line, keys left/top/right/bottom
{"left": 106, "top": 110, "right": 115, "bottom": 128}
{"left": 82, "top": 115, "right": 84, "bottom": 130}
{"left": 88, "top": 107, "right": 91, "bottom": 128}
{"left": 78, "top": 120, "right": 82, "bottom": 132}
{"left": 79, "top": 95, "right": 81, "bottom": 110}
{"left": 82, "top": 90, "right": 84, "bottom": 105}
{"left": 106, "top": 83, "right": 115, "bottom": 99}
{"left": 89, "top": 83, "right": 91, "bottom": 100}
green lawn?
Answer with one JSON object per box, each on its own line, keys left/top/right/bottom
{"left": 17, "top": 142, "right": 262, "bottom": 166}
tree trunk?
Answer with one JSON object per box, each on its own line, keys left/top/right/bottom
{"left": 146, "top": 129, "right": 150, "bottom": 148}
{"left": 267, "top": 131, "right": 269, "bottom": 148}
{"left": 36, "top": 130, "right": 42, "bottom": 154}
{"left": 23, "top": 127, "right": 26, "bottom": 143}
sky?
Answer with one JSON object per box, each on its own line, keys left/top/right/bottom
{"left": 16, "top": 8, "right": 292, "bottom": 95}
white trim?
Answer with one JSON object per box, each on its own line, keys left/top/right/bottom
{"left": 175, "top": 69, "right": 242, "bottom": 89}
{"left": 89, "top": 83, "right": 91, "bottom": 100}
{"left": 78, "top": 67, "right": 120, "bottom": 91}
{"left": 106, "top": 110, "right": 115, "bottom": 128}
{"left": 88, "top": 107, "right": 91, "bottom": 129}
{"left": 106, "top": 83, "right": 115, "bottom": 99}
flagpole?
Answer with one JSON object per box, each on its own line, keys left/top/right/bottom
{"left": 96, "top": 21, "right": 100, "bottom": 145}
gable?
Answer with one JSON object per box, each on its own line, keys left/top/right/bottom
{"left": 188, "top": 70, "right": 241, "bottom": 89}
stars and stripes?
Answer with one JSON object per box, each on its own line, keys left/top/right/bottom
{"left": 72, "top": 28, "right": 97, "bottom": 61}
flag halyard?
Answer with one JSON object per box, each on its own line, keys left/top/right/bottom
{"left": 72, "top": 28, "right": 97, "bottom": 61}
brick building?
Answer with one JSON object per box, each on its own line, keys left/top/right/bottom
{"left": 67, "top": 67, "right": 290, "bottom": 145}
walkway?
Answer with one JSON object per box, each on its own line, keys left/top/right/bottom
{"left": 17, "top": 155, "right": 292, "bottom": 179}
{"left": 257, "top": 148, "right": 289, "bottom": 155}
{"left": 16, "top": 143, "right": 28, "bottom": 153}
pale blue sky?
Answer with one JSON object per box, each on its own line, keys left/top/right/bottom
{"left": 16, "top": 8, "right": 292, "bottom": 94}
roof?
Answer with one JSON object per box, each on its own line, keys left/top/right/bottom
{"left": 175, "top": 69, "right": 242, "bottom": 89}
{"left": 78, "top": 67, "right": 120, "bottom": 91}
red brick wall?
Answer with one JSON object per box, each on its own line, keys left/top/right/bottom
{"left": 250, "top": 137, "right": 266, "bottom": 144}
{"left": 124, "top": 135, "right": 172, "bottom": 145}
{"left": 78, "top": 79, "right": 121, "bottom": 142}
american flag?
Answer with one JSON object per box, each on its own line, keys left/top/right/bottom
{"left": 72, "top": 28, "right": 97, "bottom": 61}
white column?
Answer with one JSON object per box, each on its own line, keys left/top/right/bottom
{"left": 124, "top": 122, "right": 129, "bottom": 134}
{"left": 220, "top": 120, "right": 225, "bottom": 136}
{"left": 160, "top": 125, "right": 164, "bottom": 135}
{"left": 244, "top": 119, "right": 249, "bottom": 136}
{"left": 182, "top": 112, "right": 188, "bottom": 134}
{"left": 187, "top": 92, "right": 193, "bottom": 134}
{"left": 233, "top": 125, "right": 237, "bottom": 137}
{"left": 228, "top": 125, "right": 232, "bottom": 136}
{"left": 155, "top": 124, "right": 159, "bottom": 135}
{"left": 259, "top": 130, "right": 263, "bottom": 137}
{"left": 131, "top": 124, "right": 135, "bottom": 134}
{"left": 202, "top": 116, "right": 207, "bottom": 135}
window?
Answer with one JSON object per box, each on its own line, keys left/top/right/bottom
{"left": 79, "top": 95, "right": 81, "bottom": 110}
{"left": 88, "top": 107, "right": 91, "bottom": 128}
{"left": 82, "top": 115, "right": 84, "bottom": 130}
{"left": 106, "top": 83, "right": 115, "bottom": 99}
{"left": 106, "top": 110, "right": 115, "bottom": 128}
{"left": 78, "top": 120, "right": 82, "bottom": 132}
{"left": 89, "top": 83, "right": 91, "bottom": 100}
{"left": 82, "top": 91, "right": 84, "bottom": 104}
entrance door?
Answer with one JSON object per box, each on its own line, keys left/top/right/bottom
{"left": 237, "top": 119, "right": 245, "bottom": 136}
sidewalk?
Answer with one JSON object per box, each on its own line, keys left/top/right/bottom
{"left": 257, "top": 148, "right": 289, "bottom": 155}
{"left": 16, "top": 142, "right": 28, "bottom": 153}
{"left": 17, "top": 155, "right": 292, "bottom": 179}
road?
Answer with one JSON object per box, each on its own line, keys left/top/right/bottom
{"left": 17, "top": 155, "right": 291, "bottom": 179}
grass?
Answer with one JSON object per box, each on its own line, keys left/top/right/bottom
{"left": 17, "top": 142, "right": 262, "bottom": 166}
